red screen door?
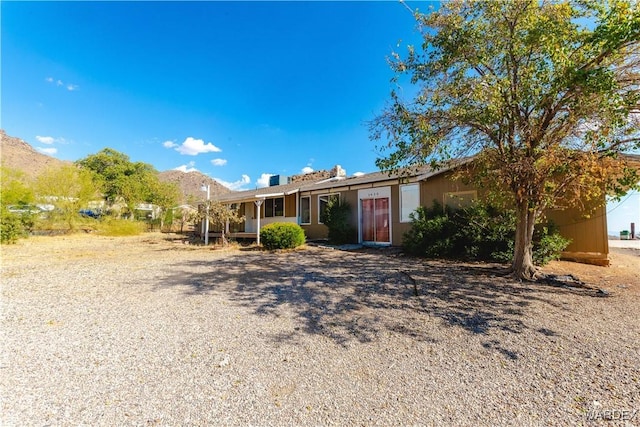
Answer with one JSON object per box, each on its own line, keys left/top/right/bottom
{"left": 361, "top": 197, "right": 390, "bottom": 243}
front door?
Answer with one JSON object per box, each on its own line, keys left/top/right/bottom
{"left": 358, "top": 188, "right": 391, "bottom": 244}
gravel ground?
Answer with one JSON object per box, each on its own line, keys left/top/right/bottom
{"left": 1, "top": 233, "right": 639, "bottom": 426}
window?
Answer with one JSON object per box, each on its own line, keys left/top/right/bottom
{"left": 400, "top": 184, "right": 420, "bottom": 223}
{"left": 300, "top": 196, "right": 311, "bottom": 224}
{"left": 443, "top": 190, "right": 477, "bottom": 209}
{"left": 318, "top": 194, "right": 339, "bottom": 224}
{"left": 264, "top": 197, "right": 285, "bottom": 217}
{"left": 274, "top": 197, "right": 284, "bottom": 217}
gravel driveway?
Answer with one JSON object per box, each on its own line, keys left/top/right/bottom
{"left": 1, "top": 234, "right": 639, "bottom": 426}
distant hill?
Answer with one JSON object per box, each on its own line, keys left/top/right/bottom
{"left": 1, "top": 130, "right": 231, "bottom": 204}
{"left": 0, "top": 130, "right": 71, "bottom": 179}
{"left": 158, "top": 170, "right": 230, "bottom": 205}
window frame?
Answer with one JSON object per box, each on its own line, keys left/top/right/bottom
{"left": 264, "top": 196, "right": 285, "bottom": 218}
{"left": 300, "top": 196, "right": 311, "bottom": 225}
{"left": 399, "top": 183, "right": 420, "bottom": 223}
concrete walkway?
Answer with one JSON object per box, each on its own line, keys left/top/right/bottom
{"left": 608, "top": 239, "right": 640, "bottom": 249}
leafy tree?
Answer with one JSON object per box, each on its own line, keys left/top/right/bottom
{"left": 0, "top": 167, "right": 35, "bottom": 207}
{"left": 372, "top": 0, "right": 640, "bottom": 280}
{"left": 201, "top": 201, "right": 244, "bottom": 245}
{"left": 146, "top": 179, "right": 181, "bottom": 230}
{"left": 76, "top": 148, "right": 178, "bottom": 219}
{"left": 0, "top": 167, "right": 36, "bottom": 242}
{"left": 174, "top": 206, "right": 199, "bottom": 233}
{"left": 34, "top": 164, "right": 98, "bottom": 229}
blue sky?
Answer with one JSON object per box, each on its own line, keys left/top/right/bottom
{"left": 2, "top": 0, "right": 426, "bottom": 189}
{"left": 2, "top": 1, "right": 637, "bottom": 233}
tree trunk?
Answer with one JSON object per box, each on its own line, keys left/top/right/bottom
{"left": 512, "top": 202, "right": 539, "bottom": 281}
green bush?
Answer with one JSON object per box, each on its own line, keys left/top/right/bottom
{"left": 0, "top": 209, "right": 28, "bottom": 244}
{"left": 260, "top": 222, "right": 306, "bottom": 250}
{"left": 402, "top": 202, "right": 458, "bottom": 258}
{"left": 321, "top": 198, "right": 356, "bottom": 245}
{"left": 453, "top": 202, "right": 516, "bottom": 262}
{"left": 403, "top": 200, "right": 570, "bottom": 266}
{"left": 533, "top": 224, "right": 571, "bottom": 265}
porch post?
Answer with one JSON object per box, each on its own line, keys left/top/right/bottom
{"left": 254, "top": 199, "right": 264, "bottom": 246}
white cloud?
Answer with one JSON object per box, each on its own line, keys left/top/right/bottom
{"left": 256, "top": 173, "right": 274, "bottom": 188}
{"left": 35, "top": 135, "right": 66, "bottom": 145}
{"left": 211, "top": 158, "right": 227, "bottom": 166}
{"left": 36, "top": 136, "right": 55, "bottom": 144}
{"left": 174, "top": 137, "right": 222, "bottom": 156}
{"left": 301, "top": 166, "right": 314, "bottom": 174}
{"left": 353, "top": 172, "right": 365, "bottom": 177}
{"left": 163, "top": 140, "right": 178, "bottom": 148}
{"left": 173, "top": 161, "right": 198, "bottom": 173}
{"left": 45, "top": 77, "right": 79, "bottom": 91}
{"left": 37, "top": 147, "right": 58, "bottom": 155}
{"left": 214, "top": 174, "right": 251, "bottom": 191}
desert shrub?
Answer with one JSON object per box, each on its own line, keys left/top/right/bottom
{"left": 533, "top": 223, "right": 571, "bottom": 265}
{"left": 321, "top": 198, "right": 356, "bottom": 245}
{"left": 403, "top": 200, "right": 570, "bottom": 265}
{"left": 95, "top": 218, "right": 146, "bottom": 236}
{"left": 402, "top": 202, "right": 458, "bottom": 258}
{"left": 260, "top": 222, "right": 306, "bottom": 250}
{"left": 0, "top": 209, "right": 28, "bottom": 244}
{"left": 453, "top": 202, "right": 516, "bottom": 262}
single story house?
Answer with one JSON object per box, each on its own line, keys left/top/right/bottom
{"left": 206, "top": 159, "right": 626, "bottom": 265}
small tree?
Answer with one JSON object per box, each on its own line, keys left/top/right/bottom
{"left": 372, "top": 0, "right": 640, "bottom": 280}
{"left": 147, "top": 180, "right": 181, "bottom": 230}
{"left": 0, "top": 167, "right": 36, "bottom": 243}
{"left": 320, "top": 197, "right": 356, "bottom": 245}
{"left": 0, "top": 167, "right": 35, "bottom": 208}
{"left": 173, "top": 206, "right": 198, "bottom": 233}
{"left": 202, "top": 201, "right": 244, "bottom": 245}
{"left": 35, "top": 165, "right": 98, "bottom": 230}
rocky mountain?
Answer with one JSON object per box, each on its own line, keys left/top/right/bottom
{"left": 1, "top": 130, "right": 231, "bottom": 203}
{"left": 158, "top": 170, "right": 230, "bottom": 204}
{"left": 0, "top": 130, "right": 71, "bottom": 179}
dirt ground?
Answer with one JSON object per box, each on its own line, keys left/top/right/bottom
{"left": 1, "top": 232, "right": 638, "bottom": 290}
{"left": 542, "top": 247, "right": 639, "bottom": 295}
{"left": 1, "top": 233, "right": 639, "bottom": 425}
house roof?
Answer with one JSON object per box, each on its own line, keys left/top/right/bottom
{"left": 212, "top": 160, "right": 468, "bottom": 203}
{"left": 214, "top": 181, "right": 304, "bottom": 203}
{"left": 213, "top": 153, "right": 638, "bottom": 204}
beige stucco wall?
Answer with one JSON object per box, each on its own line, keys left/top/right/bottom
{"left": 546, "top": 204, "right": 609, "bottom": 259}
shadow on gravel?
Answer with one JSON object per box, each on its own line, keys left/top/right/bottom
{"left": 157, "top": 248, "right": 596, "bottom": 357}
